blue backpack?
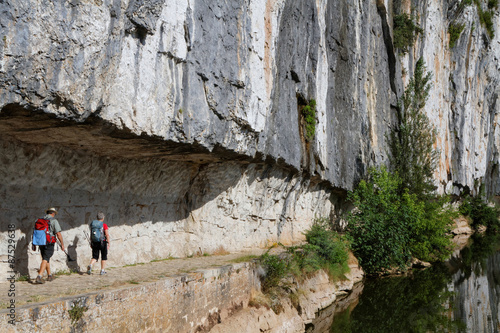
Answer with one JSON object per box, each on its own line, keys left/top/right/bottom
{"left": 90, "top": 220, "right": 104, "bottom": 242}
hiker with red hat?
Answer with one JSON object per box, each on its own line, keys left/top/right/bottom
{"left": 33, "top": 207, "right": 65, "bottom": 284}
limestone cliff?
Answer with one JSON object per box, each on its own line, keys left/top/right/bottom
{"left": 0, "top": 0, "right": 499, "bottom": 278}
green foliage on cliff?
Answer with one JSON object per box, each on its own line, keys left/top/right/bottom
{"left": 346, "top": 167, "right": 454, "bottom": 275}
{"left": 479, "top": 9, "right": 495, "bottom": 38}
{"left": 393, "top": 13, "right": 423, "bottom": 54}
{"left": 301, "top": 99, "right": 317, "bottom": 142}
{"left": 410, "top": 197, "right": 456, "bottom": 262}
{"left": 388, "top": 57, "right": 438, "bottom": 201}
{"left": 461, "top": 0, "right": 497, "bottom": 38}
{"left": 449, "top": 22, "right": 465, "bottom": 48}
{"left": 68, "top": 300, "right": 88, "bottom": 326}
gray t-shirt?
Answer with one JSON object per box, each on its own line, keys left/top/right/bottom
{"left": 43, "top": 214, "right": 62, "bottom": 236}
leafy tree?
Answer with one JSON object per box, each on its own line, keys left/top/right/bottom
{"left": 346, "top": 167, "right": 423, "bottom": 274}
{"left": 346, "top": 167, "right": 454, "bottom": 274}
{"left": 410, "top": 197, "right": 455, "bottom": 262}
{"left": 388, "top": 58, "right": 439, "bottom": 200}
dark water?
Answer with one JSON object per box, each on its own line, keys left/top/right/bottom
{"left": 308, "top": 234, "right": 500, "bottom": 333}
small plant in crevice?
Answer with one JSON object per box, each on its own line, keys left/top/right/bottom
{"left": 301, "top": 99, "right": 317, "bottom": 142}
{"left": 393, "top": 13, "right": 423, "bottom": 54}
{"left": 449, "top": 22, "right": 466, "bottom": 48}
{"left": 68, "top": 299, "right": 88, "bottom": 326}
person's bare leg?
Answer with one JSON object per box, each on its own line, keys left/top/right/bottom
{"left": 101, "top": 260, "right": 106, "bottom": 271}
{"left": 46, "top": 262, "right": 51, "bottom": 276}
{"left": 39, "top": 260, "right": 47, "bottom": 277}
{"left": 36, "top": 260, "right": 48, "bottom": 283}
{"left": 87, "top": 258, "right": 97, "bottom": 274}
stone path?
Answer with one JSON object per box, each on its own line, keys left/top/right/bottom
{"left": 0, "top": 248, "right": 280, "bottom": 310}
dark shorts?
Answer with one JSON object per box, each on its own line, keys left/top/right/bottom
{"left": 39, "top": 243, "right": 55, "bottom": 262}
{"left": 91, "top": 241, "right": 108, "bottom": 261}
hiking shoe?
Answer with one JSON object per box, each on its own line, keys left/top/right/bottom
{"left": 35, "top": 276, "right": 44, "bottom": 284}
{"left": 47, "top": 275, "right": 54, "bottom": 282}
{"left": 87, "top": 265, "right": 92, "bottom": 275}
{"left": 100, "top": 270, "right": 107, "bottom": 275}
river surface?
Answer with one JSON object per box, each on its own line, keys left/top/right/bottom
{"left": 308, "top": 233, "right": 500, "bottom": 333}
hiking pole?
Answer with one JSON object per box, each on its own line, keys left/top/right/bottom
{"left": 57, "top": 239, "right": 75, "bottom": 262}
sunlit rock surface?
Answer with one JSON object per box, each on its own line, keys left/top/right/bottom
{"left": 0, "top": 0, "right": 499, "bottom": 278}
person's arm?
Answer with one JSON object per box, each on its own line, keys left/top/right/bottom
{"left": 104, "top": 228, "right": 110, "bottom": 249}
{"left": 56, "top": 232, "right": 65, "bottom": 252}
{"left": 52, "top": 219, "right": 64, "bottom": 251}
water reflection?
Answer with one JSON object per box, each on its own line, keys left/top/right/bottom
{"left": 308, "top": 234, "right": 500, "bottom": 333}
{"left": 448, "top": 234, "right": 500, "bottom": 333}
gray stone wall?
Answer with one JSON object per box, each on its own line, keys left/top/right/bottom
{"left": 0, "top": 263, "right": 259, "bottom": 332}
{"left": 0, "top": 257, "right": 363, "bottom": 332}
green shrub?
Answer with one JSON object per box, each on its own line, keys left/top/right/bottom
{"left": 301, "top": 99, "right": 317, "bottom": 142}
{"left": 449, "top": 22, "right": 465, "bottom": 48}
{"left": 305, "top": 219, "right": 349, "bottom": 265}
{"left": 459, "top": 195, "right": 500, "bottom": 231}
{"left": 346, "top": 167, "right": 418, "bottom": 274}
{"left": 346, "top": 167, "right": 454, "bottom": 274}
{"left": 301, "top": 219, "right": 349, "bottom": 280}
{"left": 68, "top": 299, "right": 88, "bottom": 326}
{"left": 260, "top": 252, "right": 289, "bottom": 292}
{"left": 259, "top": 219, "right": 349, "bottom": 291}
{"left": 287, "top": 245, "right": 322, "bottom": 277}
{"left": 393, "top": 13, "right": 423, "bottom": 54}
{"left": 409, "top": 197, "right": 455, "bottom": 262}
{"left": 488, "top": 0, "right": 498, "bottom": 9}
{"left": 481, "top": 10, "right": 495, "bottom": 38}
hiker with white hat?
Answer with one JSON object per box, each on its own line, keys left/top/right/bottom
{"left": 34, "top": 207, "right": 65, "bottom": 284}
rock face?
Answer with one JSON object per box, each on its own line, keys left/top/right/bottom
{"left": 0, "top": 1, "right": 499, "bottom": 277}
